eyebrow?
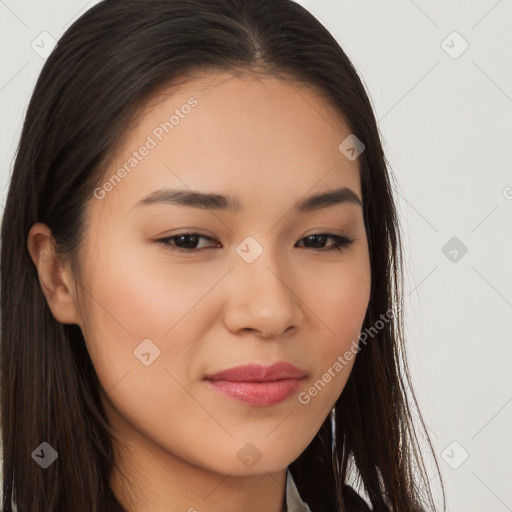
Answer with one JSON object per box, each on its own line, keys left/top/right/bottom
{"left": 135, "top": 186, "right": 362, "bottom": 213}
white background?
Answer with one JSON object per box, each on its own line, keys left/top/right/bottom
{"left": 1, "top": 1, "right": 511, "bottom": 511}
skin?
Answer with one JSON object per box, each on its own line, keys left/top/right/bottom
{"left": 28, "top": 71, "right": 371, "bottom": 512}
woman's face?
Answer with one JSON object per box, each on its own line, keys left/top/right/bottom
{"left": 73, "top": 71, "right": 371, "bottom": 477}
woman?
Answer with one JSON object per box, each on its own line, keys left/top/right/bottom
{"left": 1, "top": 0, "right": 445, "bottom": 510}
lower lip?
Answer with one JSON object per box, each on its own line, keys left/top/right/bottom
{"left": 204, "top": 378, "right": 303, "bottom": 406}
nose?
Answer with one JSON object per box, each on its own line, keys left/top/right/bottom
{"left": 223, "top": 243, "right": 305, "bottom": 339}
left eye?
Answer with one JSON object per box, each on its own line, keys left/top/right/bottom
{"left": 156, "top": 233, "right": 354, "bottom": 253}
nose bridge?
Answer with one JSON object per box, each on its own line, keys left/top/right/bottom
{"left": 225, "top": 235, "right": 303, "bottom": 336}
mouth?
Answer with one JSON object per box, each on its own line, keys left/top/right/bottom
{"left": 203, "top": 362, "right": 306, "bottom": 406}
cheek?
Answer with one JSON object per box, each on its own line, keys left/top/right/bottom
{"left": 81, "top": 239, "right": 224, "bottom": 337}
{"left": 305, "top": 255, "right": 371, "bottom": 344}
{"left": 77, "top": 241, "right": 244, "bottom": 456}
{"left": 289, "top": 255, "right": 370, "bottom": 414}
{"left": 76, "top": 243, "right": 215, "bottom": 388}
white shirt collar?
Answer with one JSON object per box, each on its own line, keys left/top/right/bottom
{"left": 285, "top": 468, "right": 313, "bottom": 512}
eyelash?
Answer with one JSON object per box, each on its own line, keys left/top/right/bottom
{"left": 156, "top": 232, "right": 355, "bottom": 254}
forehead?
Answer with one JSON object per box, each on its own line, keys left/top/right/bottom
{"left": 92, "top": 70, "right": 362, "bottom": 219}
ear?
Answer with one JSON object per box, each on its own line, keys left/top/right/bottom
{"left": 27, "top": 223, "right": 82, "bottom": 325}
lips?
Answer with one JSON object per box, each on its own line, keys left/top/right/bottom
{"left": 204, "top": 362, "right": 307, "bottom": 406}
{"left": 204, "top": 362, "right": 306, "bottom": 382}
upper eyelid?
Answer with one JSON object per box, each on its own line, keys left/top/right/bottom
{"left": 159, "top": 231, "right": 347, "bottom": 239}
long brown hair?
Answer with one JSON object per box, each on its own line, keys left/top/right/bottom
{"left": 1, "top": 0, "right": 445, "bottom": 510}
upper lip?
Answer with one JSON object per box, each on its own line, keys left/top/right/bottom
{"left": 204, "top": 362, "right": 306, "bottom": 382}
